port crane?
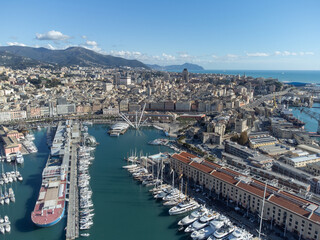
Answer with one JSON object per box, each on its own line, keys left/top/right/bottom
{"left": 300, "top": 108, "right": 320, "bottom": 134}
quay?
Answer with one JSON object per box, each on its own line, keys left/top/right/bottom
{"left": 66, "top": 122, "right": 81, "bottom": 240}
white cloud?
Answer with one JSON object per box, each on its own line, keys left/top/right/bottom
{"left": 162, "top": 53, "right": 175, "bottom": 61}
{"left": 226, "top": 54, "right": 238, "bottom": 58}
{"left": 36, "top": 30, "right": 70, "bottom": 41}
{"left": 246, "top": 52, "right": 269, "bottom": 57}
{"left": 7, "top": 42, "right": 26, "bottom": 47}
{"left": 273, "top": 51, "right": 314, "bottom": 56}
{"left": 179, "top": 53, "right": 190, "bottom": 58}
{"left": 85, "top": 40, "right": 98, "bottom": 47}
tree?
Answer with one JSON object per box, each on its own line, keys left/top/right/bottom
{"left": 238, "top": 131, "right": 248, "bottom": 145}
{"left": 230, "top": 134, "right": 239, "bottom": 142}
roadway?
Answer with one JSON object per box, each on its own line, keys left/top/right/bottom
{"left": 244, "top": 87, "right": 293, "bottom": 109}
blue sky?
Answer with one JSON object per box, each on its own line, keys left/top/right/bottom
{"left": 1, "top": 0, "right": 319, "bottom": 70}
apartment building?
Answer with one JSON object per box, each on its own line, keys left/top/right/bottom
{"left": 171, "top": 152, "right": 320, "bottom": 240}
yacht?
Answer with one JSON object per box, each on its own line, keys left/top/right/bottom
{"left": 150, "top": 184, "right": 170, "bottom": 194}
{"left": 154, "top": 187, "right": 173, "bottom": 199}
{"left": 210, "top": 224, "right": 235, "bottom": 239}
{"left": 185, "top": 211, "right": 219, "bottom": 233}
{"left": 168, "top": 199, "right": 200, "bottom": 215}
{"left": 81, "top": 233, "right": 90, "bottom": 237}
{"left": 122, "top": 164, "right": 138, "bottom": 169}
{"left": 227, "top": 227, "right": 253, "bottom": 240}
{"left": 178, "top": 206, "right": 208, "bottom": 226}
{"left": 191, "top": 215, "right": 229, "bottom": 240}
{"left": 16, "top": 152, "right": 24, "bottom": 164}
{"left": 163, "top": 189, "right": 183, "bottom": 201}
{"left": 163, "top": 199, "right": 181, "bottom": 206}
{"left": 5, "top": 224, "right": 10, "bottom": 233}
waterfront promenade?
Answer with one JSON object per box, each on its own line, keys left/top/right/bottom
{"left": 66, "top": 126, "right": 80, "bottom": 240}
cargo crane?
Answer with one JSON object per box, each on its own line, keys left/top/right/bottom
{"left": 300, "top": 108, "right": 320, "bottom": 134}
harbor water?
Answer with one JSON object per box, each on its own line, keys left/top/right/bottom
{"left": 2, "top": 110, "right": 319, "bottom": 239}
{"left": 0, "top": 128, "right": 66, "bottom": 240}
{"left": 290, "top": 103, "right": 320, "bottom": 132}
{"left": 2, "top": 125, "right": 191, "bottom": 240}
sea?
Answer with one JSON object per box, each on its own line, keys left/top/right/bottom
{"left": 190, "top": 70, "right": 320, "bottom": 84}
{"left": 1, "top": 126, "right": 191, "bottom": 240}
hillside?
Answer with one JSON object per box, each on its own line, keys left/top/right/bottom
{"left": 0, "top": 51, "right": 44, "bottom": 69}
{"left": 147, "top": 63, "right": 204, "bottom": 71}
{"left": 0, "top": 46, "right": 148, "bottom": 69}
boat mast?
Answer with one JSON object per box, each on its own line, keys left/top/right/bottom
{"left": 172, "top": 171, "right": 174, "bottom": 189}
{"left": 258, "top": 182, "right": 267, "bottom": 239}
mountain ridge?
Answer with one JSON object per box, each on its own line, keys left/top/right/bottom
{"left": 0, "top": 46, "right": 148, "bottom": 69}
{"left": 147, "top": 63, "right": 204, "bottom": 71}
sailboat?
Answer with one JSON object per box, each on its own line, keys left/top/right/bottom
{"left": 0, "top": 187, "right": 4, "bottom": 205}
{"left": 4, "top": 185, "right": 10, "bottom": 205}
{"left": 168, "top": 181, "right": 200, "bottom": 215}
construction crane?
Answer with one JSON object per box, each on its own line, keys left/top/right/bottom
{"left": 300, "top": 108, "right": 320, "bottom": 134}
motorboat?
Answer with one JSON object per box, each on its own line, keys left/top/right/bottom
{"left": 209, "top": 223, "right": 235, "bottom": 239}
{"left": 150, "top": 184, "right": 170, "bottom": 194}
{"left": 185, "top": 211, "right": 219, "bottom": 233}
{"left": 16, "top": 152, "right": 24, "bottom": 164}
{"left": 191, "top": 215, "right": 229, "bottom": 240}
{"left": 163, "top": 189, "right": 183, "bottom": 201}
{"left": 5, "top": 224, "right": 10, "bottom": 233}
{"left": 154, "top": 187, "right": 173, "bottom": 199}
{"left": 81, "top": 233, "right": 90, "bottom": 237}
{"left": 227, "top": 227, "right": 253, "bottom": 240}
{"left": 0, "top": 226, "right": 4, "bottom": 234}
{"left": 168, "top": 199, "right": 200, "bottom": 215}
{"left": 178, "top": 206, "right": 208, "bottom": 226}
{"left": 163, "top": 199, "right": 180, "bottom": 206}
{"left": 123, "top": 164, "right": 138, "bottom": 169}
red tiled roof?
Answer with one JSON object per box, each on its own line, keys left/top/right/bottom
{"left": 171, "top": 153, "right": 191, "bottom": 164}
{"left": 252, "top": 179, "right": 279, "bottom": 192}
{"left": 310, "top": 213, "right": 320, "bottom": 223}
{"left": 279, "top": 191, "right": 310, "bottom": 205}
{"left": 268, "top": 195, "right": 310, "bottom": 217}
{"left": 211, "top": 171, "right": 238, "bottom": 185}
{"left": 190, "top": 161, "right": 213, "bottom": 173}
{"left": 180, "top": 152, "right": 197, "bottom": 159}
{"left": 237, "top": 182, "right": 271, "bottom": 198}
{"left": 203, "top": 160, "right": 221, "bottom": 169}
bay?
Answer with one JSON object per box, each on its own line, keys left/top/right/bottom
{"left": 189, "top": 70, "right": 320, "bottom": 84}
{"left": 3, "top": 125, "right": 188, "bottom": 240}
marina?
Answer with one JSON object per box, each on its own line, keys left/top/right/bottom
{"left": 123, "top": 152, "right": 254, "bottom": 240}
{"left": 0, "top": 124, "right": 291, "bottom": 239}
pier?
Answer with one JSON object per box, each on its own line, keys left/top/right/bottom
{"left": 66, "top": 122, "right": 80, "bottom": 240}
